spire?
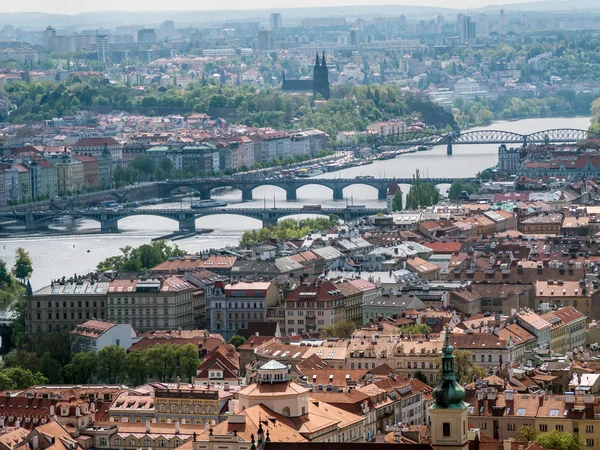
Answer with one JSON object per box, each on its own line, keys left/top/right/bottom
{"left": 315, "top": 52, "right": 320, "bottom": 67}
{"left": 25, "top": 280, "right": 33, "bottom": 296}
{"left": 322, "top": 51, "right": 326, "bottom": 66}
{"left": 431, "top": 326, "right": 468, "bottom": 409}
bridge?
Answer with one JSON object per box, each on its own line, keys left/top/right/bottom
{"left": 373, "top": 128, "right": 600, "bottom": 154}
{"left": 160, "top": 177, "right": 468, "bottom": 201}
{"left": 0, "top": 207, "right": 384, "bottom": 232}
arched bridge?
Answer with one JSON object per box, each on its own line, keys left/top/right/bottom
{"left": 160, "top": 177, "right": 469, "bottom": 201}
{"left": 376, "top": 128, "right": 600, "bottom": 154}
{"left": 0, "top": 207, "right": 383, "bottom": 232}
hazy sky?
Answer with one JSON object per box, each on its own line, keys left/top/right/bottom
{"left": 0, "top": 0, "right": 540, "bottom": 14}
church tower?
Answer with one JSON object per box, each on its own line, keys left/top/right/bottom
{"left": 312, "top": 52, "right": 330, "bottom": 100}
{"left": 429, "top": 327, "right": 470, "bottom": 450}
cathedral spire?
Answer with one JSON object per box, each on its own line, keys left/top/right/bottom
{"left": 321, "top": 51, "right": 326, "bottom": 66}
{"left": 315, "top": 52, "right": 320, "bottom": 67}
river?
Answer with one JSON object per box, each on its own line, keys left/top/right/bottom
{"left": 0, "top": 116, "right": 591, "bottom": 288}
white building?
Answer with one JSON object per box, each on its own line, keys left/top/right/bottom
{"left": 71, "top": 319, "right": 138, "bottom": 352}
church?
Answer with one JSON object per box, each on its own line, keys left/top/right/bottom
{"left": 282, "top": 52, "right": 330, "bottom": 100}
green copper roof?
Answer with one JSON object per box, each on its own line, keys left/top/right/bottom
{"left": 431, "top": 328, "right": 469, "bottom": 410}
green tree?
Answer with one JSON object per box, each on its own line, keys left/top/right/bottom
{"left": 452, "top": 349, "right": 486, "bottom": 384}
{"left": 399, "top": 324, "right": 432, "bottom": 335}
{"left": 2, "top": 367, "right": 48, "bottom": 389}
{"left": 131, "top": 157, "right": 155, "bottom": 179}
{"left": 0, "top": 260, "right": 11, "bottom": 285}
{"left": 65, "top": 352, "right": 98, "bottom": 383}
{"left": 97, "top": 345, "right": 127, "bottom": 383}
{"left": 229, "top": 335, "right": 246, "bottom": 349}
{"left": 392, "top": 189, "right": 403, "bottom": 211}
{"left": 537, "top": 430, "right": 584, "bottom": 450}
{"left": 175, "top": 344, "right": 201, "bottom": 383}
{"left": 125, "top": 351, "right": 149, "bottom": 386}
{"left": 320, "top": 319, "right": 357, "bottom": 339}
{"left": 448, "top": 179, "right": 477, "bottom": 200}
{"left": 159, "top": 158, "right": 174, "bottom": 174}
{"left": 518, "top": 425, "right": 539, "bottom": 442}
{"left": 413, "top": 370, "right": 428, "bottom": 384}
{"left": 12, "top": 247, "right": 32, "bottom": 283}
{"left": 145, "top": 344, "right": 178, "bottom": 382}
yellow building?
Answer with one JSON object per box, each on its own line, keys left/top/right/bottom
{"left": 154, "top": 383, "right": 235, "bottom": 425}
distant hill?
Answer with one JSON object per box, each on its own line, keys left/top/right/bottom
{"left": 3, "top": 1, "right": 598, "bottom": 29}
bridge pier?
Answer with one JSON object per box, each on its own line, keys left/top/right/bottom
{"left": 333, "top": 187, "right": 344, "bottom": 200}
{"left": 199, "top": 189, "right": 211, "bottom": 200}
{"left": 378, "top": 188, "right": 387, "bottom": 200}
{"left": 447, "top": 143, "right": 453, "bottom": 155}
{"left": 242, "top": 188, "right": 253, "bottom": 201}
{"left": 24, "top": 213, "right": 38, "bottom": 230}
{"left": 100, "top": 219, "right": 119, "bottom": 233}
{"left": 286, "top": 188, "right": 297, "bottom": 201}
{"left": 179, "top": 216, "right": 196, "bottom": 232}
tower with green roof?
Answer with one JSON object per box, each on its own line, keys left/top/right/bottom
{"left": 429, "top": 327, "right": 470, "bottom": 450}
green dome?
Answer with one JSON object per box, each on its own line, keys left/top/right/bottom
{"left": 431, "top": 328, "right": 469, "bottom": 410}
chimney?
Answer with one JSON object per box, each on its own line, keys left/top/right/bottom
{"left": 146, "top": 421, "right": 151, "bottom": 433}
{"left": 565, "top": 392, "right": 575, "bottom": 404}
{"left": 32, "top": 435, "right": 39, "bottom": 450}
{"left": 505, "top": 390, "right": 514, "bottom": 401}
{"left": 175, "top": 422, "right": 180, "bottom": 434}
{"left": 538, "top": 395, "right": 543, "bottom": 406}
{"left": 50, "top": 405, "right": 55, "bottom": 416}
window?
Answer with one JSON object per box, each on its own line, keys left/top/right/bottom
{"left": 443, "top": 422, "right": 451, "bottom": 437}
{"left": 516, "top": 408, "right": 526, "bottom": 415}
{"left": 587, "top": 426, "right": 595, "bottom": 433}
{"left": 507, "top": 423, "right": 516, "bottom": 431}
{"left": 556, "top": 425, "right": 564, "bottom": 432}
{"left": 99, "top": 438, "right": 107, "bottom": 446}
{"left": 480, "top": 423, "right": 487, "bottom": 430}
{"left": 549, "top": 409, "right": 559, "bottom": 417}
{"left": 587, "top": 440, "right": 595, "bottom": 447}
{"left": 282, "top": 407, "right": 290, "bottom": 417}
{"left": 540, "top": 425, "right": 548, "bottom": 432}
{"left": 481, "top": 355, "right": 485, "bottom": 362}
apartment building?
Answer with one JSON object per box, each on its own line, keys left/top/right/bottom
{"left": 285, "top": 280, "right": 346, "bottom": 335}
{"left": 107, "top": 277, "right": 196, "bottom": 332}
{"left": 208, "top": 281, "right": 278, "bottom": 340}
{"left": 25, "top": 280, "right": 109, "bottom": 338}
{"left": 541, "top": 305, "right": 587, "bottom": 355}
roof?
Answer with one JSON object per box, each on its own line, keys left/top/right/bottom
{"left": 150, "top": 255, "right": 237, "bottom": 273}
{"left": 71, "top": 320, "right": 116, "bottom": 338}
{"left": 72, "top": 137, "right": 120, "bottom": 147}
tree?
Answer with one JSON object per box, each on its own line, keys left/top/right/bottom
{"left": 12, "top": 247, "right": 32, "bottom": 283}
{"left": 131, "top": 157, "right": 155, "bottom": 180}
{"left": 65, "top": 352, "right": 98, "bottom": 383}
{"left": 413, "top": 370, "right": 428, "bottom": 384}
{"left": 145, "top": 344, "right": 178, "bottom": 382}
{"left": 320, "top": 319, "right": 356, "bottom": 339}
{"left": 392, "top": 189, "right": 403, "bottom": 211}
{"left": 2, "top": 367, "right": 48, "bottom": 389}
{"left": 448, "top": 179, "right": 477, "bottom": 200}
{"left": 537, "top": 430, "right": 584, "bottom": 450}
{"left": 97, "top": 345, "right": 127, "bottom": 383}
{"left": 399, "top": 324, "right": 432, "bottom": 335}
{"left": 175, "top": 344, "right": 201, "bottom": 383}
{"left": 229, "top": 335, "right": 246, "bottom": 349}
{"left": 452, "top": 349, "right": 487, "bottom": 384}
{"left": 0, "top": 260, "right": 11, "bottom": 286}
{"left": 518, "top": 426, "right": 539, "bottom": 443}
{"left": 125, "top": 351, "right": 149, "bottom": 386}
{"left": 406, "top": 170, "right": 440, "bottom": 209}
{"left": 159, "top": 158, "right": 174, "bottom": 174}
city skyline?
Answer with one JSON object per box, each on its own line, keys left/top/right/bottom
{"left": 0, "top": 0, "right": 550, "bottom": 15}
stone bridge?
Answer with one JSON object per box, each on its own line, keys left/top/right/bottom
{"left": 159, "top": 177, "right": 466, "bottom": 201}
{"left": 0, "top": 207, "right": 383, "bottom": 232}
